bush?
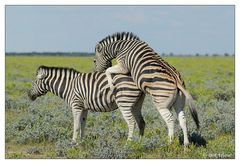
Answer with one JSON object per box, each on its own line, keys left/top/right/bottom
{"left": 6, "top": 97, "right": 73, "bottom": 144}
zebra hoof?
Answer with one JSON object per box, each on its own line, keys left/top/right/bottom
{"left": 168, "top": 137, "right": 173, "bottom": 145}
{"left": 71, "top": 139, "right": 79, "bottom": 146}
{"left": 184, "top": 142, "right": 190, "bottom": 147}
{"left": 125, "top": 139, "right": 133, "bottom": 146}
{"left": 139, "top": 136, "right": 144, "bottom": 142}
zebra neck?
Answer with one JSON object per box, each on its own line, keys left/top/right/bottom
{"left": 114, "top": 40, "right": 139, "bottom": 60}
{"left": 45, "top": 73, "right": 77, "bottom": 101}
{"left": 45, "top": 80, "right": 65, "bottom": 100}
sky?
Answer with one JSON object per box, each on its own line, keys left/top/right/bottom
{"left": 5, "top": 5, "right": 234, "bottom": 55}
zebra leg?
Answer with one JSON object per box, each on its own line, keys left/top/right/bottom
{"left": 119, "top": 107, "right": 136, "bottom": 141}
{"left": 132, "top": 94, "right": 146, "bottom": 137}
{"left": 79, "top": 110, "right": 88, "bottom": 140}
{"left": 152, "top": 89, "right": 177, "bottom": 144}
{"left": 174, "top": 91, "right": 189, "bottom": 146}
{"left": 105, "top": 63, "right": 129, "bottom": 90}
{"left": 177, "top": 110, "right": 189, "bottom": 146}
{"left": 153, "top": 92, "right": 177, "bottom": 144}
{"left": 71, "top": 106, "right": 84, "bottom": 144}
{"left": 158, "top": 108, "right": 174, "bottom": 143}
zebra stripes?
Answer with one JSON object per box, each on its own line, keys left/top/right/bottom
{"left": 94, "top": 32, "right": 200, "bottom": 146}
{"left": 28, "top": 65, "right": 145, "bottom": 142}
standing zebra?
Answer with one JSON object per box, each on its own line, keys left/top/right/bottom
{"left": 93, "top": 32, "right": 200, "bottom": 146}
{"left": 28, "top": 65, "right": 145, "bottom": 143}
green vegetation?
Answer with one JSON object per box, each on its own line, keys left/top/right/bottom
{"left": 5, "top": 56, "right": 234, "bottom": 159}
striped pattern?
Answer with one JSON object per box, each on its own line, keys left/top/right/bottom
{"left": 94, "top": 32, "right": 199, "bottom": 146}
{"left": 28, "top": 65, "right": 145, "bottom": 142}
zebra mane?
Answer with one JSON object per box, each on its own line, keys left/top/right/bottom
{"left": 37, "top": 65, "right": 81, "bottom": 75}
{"left": 98, "top": 32, "right": 141, "bottom": 45}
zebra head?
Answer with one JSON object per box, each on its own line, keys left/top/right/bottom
{"left": 94, "top": 32, "right": 141, "bottom": 72}
{"left": 93, "top": 55, "right": 112, "bottom": 72}
{"left": 28, "top": 66, "right": 48, "bottom": 101}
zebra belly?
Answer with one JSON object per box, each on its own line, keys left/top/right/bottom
{"left": 84, "top": 91, "right": 118, "bottom": 112}
{"left": 112, "top": 74, "right": 143, "bottom": 109}
{"left": 84, "top": 102, "right": 118, "bottom": 112}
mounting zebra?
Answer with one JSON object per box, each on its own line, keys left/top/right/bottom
{"left": 93, "top": 32, "right": 200, "bottom": 146}
{"left": 28, "top": 65, "right": 145, "bottom": 143}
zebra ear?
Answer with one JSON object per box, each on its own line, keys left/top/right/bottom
{"left": 37, "top": 72, "right": 46, "bottom": 79}
{"left": 96, "top": 44, "right": 102, "bottom": 53}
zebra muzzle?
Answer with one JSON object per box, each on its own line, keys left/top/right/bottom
{"left": 28, "top": 90, "right": 37, "bottom": 101}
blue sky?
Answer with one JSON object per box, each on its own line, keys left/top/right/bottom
{"left": 6, "top": 5, "right": 234, "bottom": 55}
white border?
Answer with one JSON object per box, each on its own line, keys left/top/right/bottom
{"left": 1, "top": 0, "right": 239, "bottom": 163}
{"left": 2, "top": 0, "right": 240, "bottom": 5}
{"left": 0, "top": 0, "right": 5, "bottom": 162}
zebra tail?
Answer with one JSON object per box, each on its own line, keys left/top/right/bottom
{"left": 177, "top": 83, "right": 200, "bottom": 130}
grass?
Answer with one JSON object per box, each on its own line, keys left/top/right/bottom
{"left": 5, "top": 55, "right": 235, "bottom": 159}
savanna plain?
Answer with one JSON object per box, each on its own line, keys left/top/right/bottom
{"left": 5, "top": 56, "right": 235, "bottom": 159}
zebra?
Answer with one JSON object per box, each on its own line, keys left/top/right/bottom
{"left": 93, "top": 32, "right": 200, "bottom": 146}
{"left": 28, "top": 65, "right": 145, "bottom": 143}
